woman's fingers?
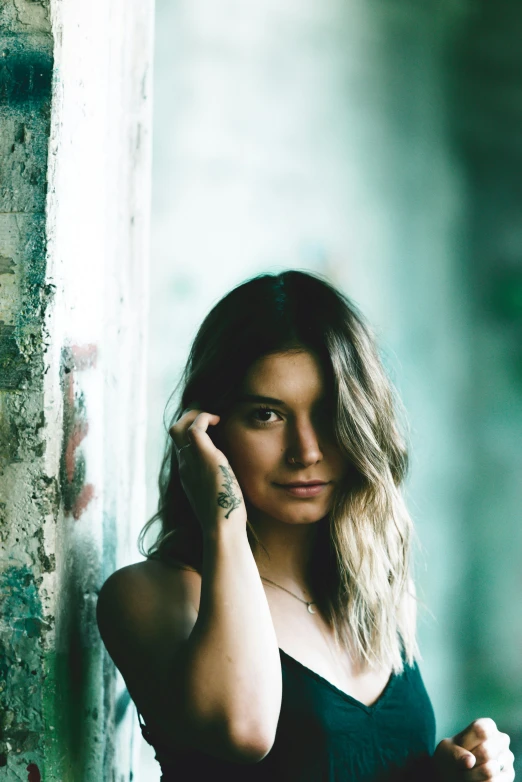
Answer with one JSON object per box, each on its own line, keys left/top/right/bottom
{"left": 168, "top": 408, "right": 246, "bottom": 534}
{"left": 464, "top": 754, "right": 515, "bottom": 780}
{"left": 447, "top": 719, "right": 515, "bottom": 782}
{"left": 473, "top": 735, "right": 510, "bottom": 765}
{"left": 464, "top": 758, "right": 502, "bottom": 780}
{"left": 186, "top": 412, "right": 221, "bottom": 457}
{"left": 463, "top": 741, "right": 515, "bottom": 781}
{"left": 498, "top": 749, "right": 515, "bottom": 776}
{"left": 169, "top": 407, "right": 200, "bottom": 449}
{"left": 455, "top": 718, "right": 498, "bottom": 752}
{"left": 170, "top": 406, "right": 220, "bottom": 454}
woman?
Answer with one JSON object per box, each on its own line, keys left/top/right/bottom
{"left": 97, "top": 271, "right": 514, "bottom": 781}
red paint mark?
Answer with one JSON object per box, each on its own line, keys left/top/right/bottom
{"left": 71, "top": 343, "right": 97, "bottom": 371}
{"left": 72, "top": 483, "right": 95, "bottom": 520}
{"left": 66, "top": 371, "right": 74, "bottom": 407}
{"left": 60, "top": 343, "right": 97, "bottom": 520}
{"left": 27, "top": 764, "right": 41, "bottom": 782}
{"left": 65, "top": 419, "right": 89, "bottom": 483}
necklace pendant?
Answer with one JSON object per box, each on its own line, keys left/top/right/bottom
{"left": 307, "top": 603, "right": 316, "bottom": 614}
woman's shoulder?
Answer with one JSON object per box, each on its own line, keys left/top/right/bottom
{"left": 140, "top": 555, "right": 202, "bottom": 608}
{"left": 96, "top": 559, "right": 203, "bottom": 718}
{"left": 97, "top": 557, "right": 203, "bottom": 638}
{"left": 96, "top": 558, "right": 205, "bottom": 755}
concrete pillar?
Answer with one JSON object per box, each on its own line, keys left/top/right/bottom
{"left": 0, "top": 0, "right": 154, "bottom": 779}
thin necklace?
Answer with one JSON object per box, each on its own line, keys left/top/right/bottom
{"left": 261, "top": 576, "right": 317, "bottom": 614}
{"left": 262, "top": 576, "right": 345, "bottom": 681}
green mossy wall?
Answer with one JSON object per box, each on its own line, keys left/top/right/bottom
{"left": 0, "top": 3, "right": 55, "bottom": 779}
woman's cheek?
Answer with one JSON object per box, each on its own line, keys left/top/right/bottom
{"left": 221, "top": 423, "right": 283, "bottom": 479}
{"left": 231, "top": 448, "right": 266, "bottom": 486}
{"left": 219, "top": 422, "right": 248, "bottom": 461}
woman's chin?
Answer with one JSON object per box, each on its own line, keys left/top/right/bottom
{"left": 248, "top": 506, "right": 328, "bottom": 527}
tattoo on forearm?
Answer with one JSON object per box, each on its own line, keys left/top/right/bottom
{"left": 217, "top": 465, "right": 242, "bottom": 518}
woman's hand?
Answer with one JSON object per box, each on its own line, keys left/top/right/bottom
{"left": 169, "top": 406, "right": 247, "bottom": 538}
{"left": 433, "top": 718, "right": 514, "bottom": 781}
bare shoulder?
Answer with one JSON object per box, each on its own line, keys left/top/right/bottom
{"left": 96, "top": 557, "right": 203, "bottom": 748}
{"left": 97, "top": 559, "right": 275, "bottom": 761}
{"left": 97, "top": 558, "right": 202, "bottom": 651}
{"left": 99, "top": 556, "right": 201, "bottom": 612}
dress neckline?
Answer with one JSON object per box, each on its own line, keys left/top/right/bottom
{"left": 278, "top": 647, "right": 399, "bottom": 713}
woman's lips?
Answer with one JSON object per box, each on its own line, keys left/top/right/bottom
{"left": 276, "top": 482, "right": 329, "bottom": 497}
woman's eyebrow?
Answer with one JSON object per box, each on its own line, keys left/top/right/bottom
{"left": 235, "top": 393, "right": 287, "bottom": 406}
{"left": 234, "top": 393, "right": 330, "bottom": 408}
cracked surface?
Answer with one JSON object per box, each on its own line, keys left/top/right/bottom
{"left": 0, "top": 1, "right": 53, "bottom": 778}
{"left": 0, "top": 0, "right": 50, "bottom": 34}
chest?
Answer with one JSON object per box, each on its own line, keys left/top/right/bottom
{"left": 264, "top": 589, "right": 392, "bottom": 708}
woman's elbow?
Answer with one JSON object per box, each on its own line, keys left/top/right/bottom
{"left": 227, "top": 720, "right": 276, "bottom": 764}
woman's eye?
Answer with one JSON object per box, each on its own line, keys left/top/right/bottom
{"left": 250, "top": 407, "right": 280, "bottom": 425}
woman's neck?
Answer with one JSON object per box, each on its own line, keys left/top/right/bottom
{"left": 250, "top": 513, "right": 322, "bottom": 592}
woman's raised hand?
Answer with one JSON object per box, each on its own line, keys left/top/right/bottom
{"left": 169, "top": 406, "right": 247, "bottom": 538}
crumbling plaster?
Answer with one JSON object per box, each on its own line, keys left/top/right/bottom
{"left": 0, "top": 0, "right": 154, "bottom": 778}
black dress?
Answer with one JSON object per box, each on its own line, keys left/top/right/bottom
{"left": 138, "top": 647, "right": 437, "bottom": 782}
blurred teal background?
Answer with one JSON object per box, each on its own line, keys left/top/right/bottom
{"left": 141, "top": 1, "right": 522, "bottom": 777}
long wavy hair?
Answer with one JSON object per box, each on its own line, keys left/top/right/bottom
{"left": 138, "top": 270, "right": 419, "bottom": 673}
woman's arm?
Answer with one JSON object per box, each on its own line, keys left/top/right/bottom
{"left": 182, "top": 521, "right": 283, "bottom": 754}
{"left": 96, "top": 409, "right": 282, "bottom": 763}
{"left": 97, "top": 526, "right": 282, "bottom": 763}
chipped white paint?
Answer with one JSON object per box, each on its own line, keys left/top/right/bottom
{"left": 0, "top": 0, "right": 153, "bottom": 779}
{"left": 43, "top": 0, "right": 154, "bottom": 777}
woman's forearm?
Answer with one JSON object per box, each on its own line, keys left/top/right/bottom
{"left": 179, "top": 523, "right": 282, "bottom": 758}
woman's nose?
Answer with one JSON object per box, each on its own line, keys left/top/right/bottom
{"left": 286, "top": 420, "right": 323, "bottom": 467}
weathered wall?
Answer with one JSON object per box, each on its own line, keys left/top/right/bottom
{"left": 0, "top": 0, "right": 154, "bottom": 779}
{"left": 0, "top": 1, "right": 55, "bottom": 777}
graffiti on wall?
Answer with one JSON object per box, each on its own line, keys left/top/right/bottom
{"left": 60, "top": 344, "right": 97, "bottom": 520}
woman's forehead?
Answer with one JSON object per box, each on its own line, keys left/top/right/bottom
{"left": 241, "top": 350, "right": 328, "bottom": 400}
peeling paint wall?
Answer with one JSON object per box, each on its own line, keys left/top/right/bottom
{"left": 0, "top": 1, "right": 54, "bottom": 778}
{"left": 0, "top": 0, "right": 154, "bottom": 779}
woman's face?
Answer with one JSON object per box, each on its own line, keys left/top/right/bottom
{"left": 219, "top": 349, "right": 349, "bottom": 527}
